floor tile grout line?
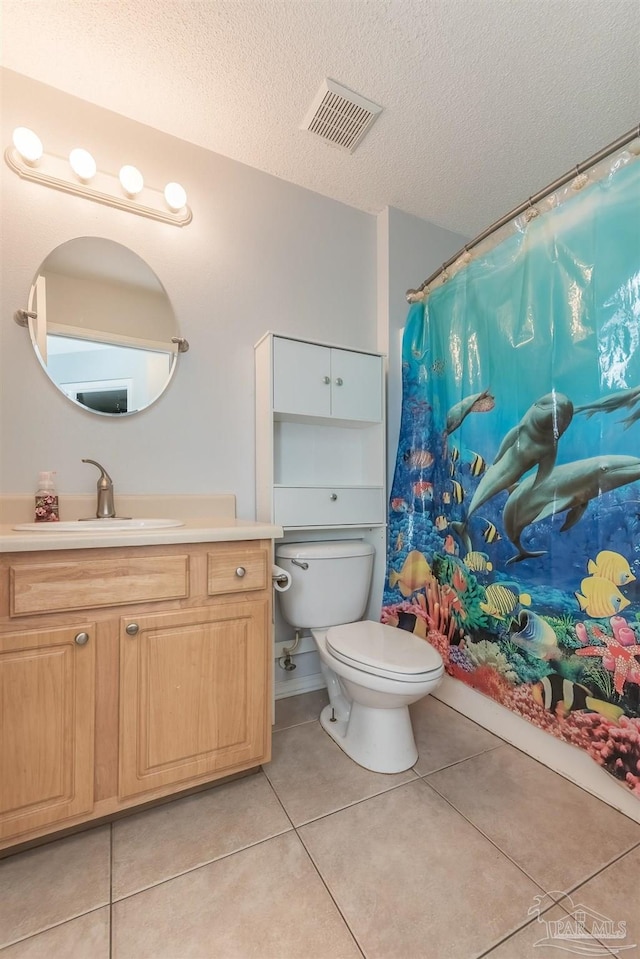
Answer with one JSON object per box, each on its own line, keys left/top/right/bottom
{"left": 109, "top": 827, "right": 294, "bottom": 906}
{"left": 420, "top": 776, "right": 550, "bottom": 894}
{"left": 474, "top": 898, "right": 576, "bottom": 959}
{"left": 266, "top": 772, "right": 424, "bottom": 830}
{"left": 0, "top": 904, "right": 109, "bottom": 952}
{"left": 414, "top": 742, "right": 505, "bottom": 779}
{"left": 422, "top": 773, "right": 640, "bottom": 930}
{"left": 544, "top": 837, "right": 640, "bottom": 909}
{"left": 293, "top": 827, "right": 366, "bottom": 959}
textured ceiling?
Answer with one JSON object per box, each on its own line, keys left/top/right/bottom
{"left": 1, "top": 0, "right": 639, "bottom": 236}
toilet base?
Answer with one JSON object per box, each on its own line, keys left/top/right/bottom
{"left": 319, "top": 701, "right": 418, "bottom": 774}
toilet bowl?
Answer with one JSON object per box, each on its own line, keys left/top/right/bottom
{"left": 275, "top": 541, "right": 444, "bottom": 774}
{"left": 312, "top": 620, "right": 444, "bottom": 773}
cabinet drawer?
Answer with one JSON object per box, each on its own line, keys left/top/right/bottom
{"left": 10, "top": 555, "right": 190, "bottom": 616}
{"left": 207, "top": 545, "right": 268, "bottom": 595}
{"left": 274, "top": 487, "right": 384, "bottom": 527}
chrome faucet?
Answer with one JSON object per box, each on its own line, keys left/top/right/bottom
{"left": 82, "top": 459, "right": 116, "bottom": 518}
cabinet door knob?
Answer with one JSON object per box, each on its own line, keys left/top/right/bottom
{"left": 74, "top": 631, "right": 90, "bottom": 646}
{"left": 235, "top": 566, "right": 246, "bottom": 577}
{"left": 335, "top": 377, "right": 343, "bottom": 386}
{"left": 330, "top": 493, "right": 338, "bottom": 501}
{"left": 125, "top": 623, "right": 139, "bottom": 636}
{"left": 323, "top": 376, "right": 330, "bottom": 385}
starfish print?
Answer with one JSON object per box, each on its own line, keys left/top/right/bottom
{"left": 576, "top": 629, "right": 640, "bottom": 694}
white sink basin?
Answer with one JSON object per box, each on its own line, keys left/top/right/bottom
{"left": 13, "top": 518, "right": 185, "bottom": 531}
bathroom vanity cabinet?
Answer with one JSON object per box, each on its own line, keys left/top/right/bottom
{"left": 255, "top": 333, "right": 386, "bottom": 529}
{"left": 0, "top": 538, "right": 272, "bottom": 851}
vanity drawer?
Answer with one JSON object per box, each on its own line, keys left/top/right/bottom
{"left": 274, "top": 487, "right": 385, "bottom": 527}
{"left": 207, "top": 545, "right": 269, "bottom": 595}
{"left": 10, "top": 555, "right": 190, "bottom": 616}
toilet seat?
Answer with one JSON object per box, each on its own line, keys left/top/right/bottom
{"left": 325, "top": 621, "right": 443, "bottom": 682}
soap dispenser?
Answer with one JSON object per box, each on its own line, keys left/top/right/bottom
{"left": 34, "top": 471, "right": 60, "bottom": 522}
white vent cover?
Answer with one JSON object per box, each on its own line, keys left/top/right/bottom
{"left": 301, "top": 79, "right": 382, "bottom": 153}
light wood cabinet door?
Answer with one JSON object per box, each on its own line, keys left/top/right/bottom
{"left": 119, "top": 601, "right": 270, "bottom": 798}
{"left": 0, "top": 624, "right": 95, "bottom": 840}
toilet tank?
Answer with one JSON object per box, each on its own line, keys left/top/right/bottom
{"left": 275, "top": 540, "right": 375, "bottom": 628}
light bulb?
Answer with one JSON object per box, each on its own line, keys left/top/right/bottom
{"left": 69, "top": 148, "right": 96, "bottom": 182}
{"left": 12, "top": 127, "right": 43, "bottom": 165}
{"left": 164, "top": 181, "right": 187, "bottom": 211}
{"left": 119, "top": 164, "right": 144, "bottom": 197}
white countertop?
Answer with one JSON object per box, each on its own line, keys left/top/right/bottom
{"left": 0, "top": 492, "right": 283, "bottom": 552}
{"left": 0, "top": 517, "right": 284, "bottom": 553}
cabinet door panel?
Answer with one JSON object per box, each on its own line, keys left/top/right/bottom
{"left": 330, "top": 349, "right": 383, "bottom": 422}
{"left": 0, "top": 625, "right": 95, "bottom": 840}
{"left": 119, "top": 603, "right": 269, "bottom": 798}
{"left": 273, "top": 338, "right": 331, "bottom": 416}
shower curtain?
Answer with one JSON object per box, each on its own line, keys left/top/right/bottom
{"left": 383, "top": 153, "right": 640, "bottom": 797}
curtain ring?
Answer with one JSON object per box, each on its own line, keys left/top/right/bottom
{"left": 524, "top": 197, "right": 539, "bottom": 222}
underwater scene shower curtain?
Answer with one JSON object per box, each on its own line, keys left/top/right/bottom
{"left": 383, "top": 157, "right": 640, "bottom": 796}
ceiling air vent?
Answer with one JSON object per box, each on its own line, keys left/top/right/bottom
{"left": 301, "top": 79, "right": 382, "bottom": 153}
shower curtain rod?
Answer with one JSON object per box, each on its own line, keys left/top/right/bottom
{"left": 406, "top": 123, "right": 640, "bottom": 302}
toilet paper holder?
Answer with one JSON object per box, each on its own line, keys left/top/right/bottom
{"left": 273, "top": 570, "right": 289, "bottom": 587}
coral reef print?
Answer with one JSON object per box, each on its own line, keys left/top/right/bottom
{"left": 383, "top": 157, "right": 640, "bottom": 797}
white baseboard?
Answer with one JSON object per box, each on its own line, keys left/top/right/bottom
{"left": 274, "top": 671, "right": 326, "bottom": 701}
{"left": 434, "top": 675, "right": 640, "bottom": 824}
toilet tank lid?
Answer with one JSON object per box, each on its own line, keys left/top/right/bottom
{"left": 276, "top": 540, "right": 374, "bottom": 560}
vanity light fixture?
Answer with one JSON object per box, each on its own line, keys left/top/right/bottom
{"left": 5, "top": 127, "right": 192, "bottom": 227}
{"left": 69, "top": 148, "right": 97, "bottom": 182}
{"left": 12, "top": 127, "right": 43, "bottom": 165}
{"left": 119, "top": 164, "right": 144, "bottom": 197}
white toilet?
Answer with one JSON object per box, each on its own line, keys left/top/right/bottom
{"left": 275, "top": 540, "right": 444, "bottom": 773}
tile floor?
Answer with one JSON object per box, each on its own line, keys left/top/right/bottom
{"left": 1, "top": 691, "right": 639, "bottom": 959}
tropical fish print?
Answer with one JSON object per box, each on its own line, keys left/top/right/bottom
{"left": 575, "top": 576, "right": 631, "bottom": 617}
{"left": 452, "top": 567, "right": 467, "bottom": 592}
{"left": 404, "top": 449, "right": 434, "bottom": 470}
{"left": 442, "top": 492, "right": 452, "bottom": 505}
{"left": 482, "top": 520, "right": 501, "bottom": 544}
{"left": 509, "top": 609, "right": 560, "bottom": 660}
{"left": 451, "top": 480, "right": 464, "bottom": 504}
{"left": 389, "top": 550, "right": 433, "bottom": 597}
{"left": 450, "top": 446, "right": 460, "bottom": 464}
{"left": 469, "top": 451, "right": 487, "bottom": 476}
{"left": 395, "top": 531, "right": 404, "bottom": 552}
{"left": 391, "top": 497, "right": 411, "bottom": 513}
{"left": 435, "top": 514, "right": 449, "bottom": 531}
{"left": 531, "top": 674, "right": 624, "bottom": 722}
{"left": 480, "top": 584, "right": 531, "bottom": 619}
{"left": 413, "top": 480, "right": 434, "bottom": 499}
{"left": 463, "top": 551, "right": 493, "bottom": 572}
{"left": 443, "top": 534, "right": 459, "bottom": 556}
{"left": 587, "top": 550, "right": 636, "bottom": 586}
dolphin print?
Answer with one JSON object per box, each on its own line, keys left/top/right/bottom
{"left": 575, "top": 385, "right": 640, "bottom": 418}
{"left": 620, "top": 404, "right": 640, "bottom": 431}
{"left": 466, "top": 392, "right": 574, "bottom": 520}
{"left": 502, "top": 454, "right": 640, "bottom": 564}
{"left": 445, "top": 389, "right": 495, "bottom": 435}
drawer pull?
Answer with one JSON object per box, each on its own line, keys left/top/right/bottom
{"left": 330, "top": 493, "right": 338, "bottom": 501}
{"left": 323, "top": 376, "right": 330, "bottom": 384}
{"left": 74, "top": 631, "right": 90, "bottom": 646}
{"left": 235, "top": 566, "right": 246, "bottom": 578}
{"left": 125, "top": 623, "right": 139, "bottom": 636}
{"left": 335, "top": 377, "right": 343, "bottom": 386}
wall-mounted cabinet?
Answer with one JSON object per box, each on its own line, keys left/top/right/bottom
{"left": 255, "top": 333, "right": 386, "bottom": 530}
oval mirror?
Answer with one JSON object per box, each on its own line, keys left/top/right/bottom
{"left": 24, "top": 237, "right": 185, "bottom": 416}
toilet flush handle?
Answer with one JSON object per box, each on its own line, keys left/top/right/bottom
{"left": 291, "top": 558, "right": 308, "bottom": 570}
